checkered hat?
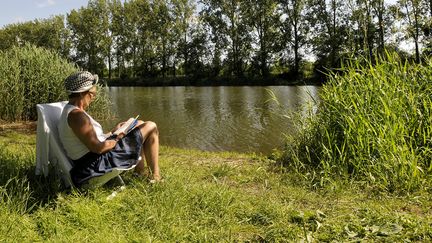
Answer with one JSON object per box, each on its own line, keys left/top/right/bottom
{"left": 64, "top": 71, "right": 98, "bottom": 94}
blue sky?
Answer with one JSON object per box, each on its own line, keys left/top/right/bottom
{"left": 0, "top": 0, "right": 89, "bottom": 28}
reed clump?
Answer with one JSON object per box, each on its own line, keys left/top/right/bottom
{"left": 0, "top": 44, "right": 112, "bottom": 121}
{"left": 280, "top": 53, "right": 432, "bottom": 192}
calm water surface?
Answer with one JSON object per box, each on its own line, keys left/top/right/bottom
{"left": 101, "top": 86, "right": 319, "bottom": 154}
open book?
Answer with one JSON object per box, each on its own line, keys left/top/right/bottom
{"left": 113, "top": 115, "right": 139, "bottom": 136}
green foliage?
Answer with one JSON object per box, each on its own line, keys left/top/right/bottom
{"left": 67, "top": 0, "right": 111, "bottom": 76}
{"left": 201, "top": 0, "right": 252, "bottom": 78}
{"left": 1, "top": 0, "right": 431, "bottom": 84}
{"left": 0, "top": 16, "right": 70, "bottom": 58}
{"left": 0, "top": 44, "right": 76, "bottom": 121}
{"left": 0, "top": 44, "right": 112, "bottom": 121}
{"left": 280, "top": 53, "right": 432, "bottom": 192}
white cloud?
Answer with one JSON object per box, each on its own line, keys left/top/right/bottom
{"left": 37, "top": 0, "right": 56, "bottom": 8}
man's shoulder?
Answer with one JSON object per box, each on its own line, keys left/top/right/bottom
{"left": 68, "top": 108, "right": 90, "bottom": 125}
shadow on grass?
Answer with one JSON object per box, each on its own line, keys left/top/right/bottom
{"left": 0, "top": 157, "right": 68, "bottom": 213}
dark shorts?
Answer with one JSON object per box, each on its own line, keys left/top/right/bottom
{"left": 70, "top": 128, "right": 143, "bottom": 187}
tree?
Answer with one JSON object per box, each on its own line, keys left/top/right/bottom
{"left": 307, "top": 0, "right": 349, "bottom": 77}
{"left": 245, "top": 0, "right": 280, "bottom": 77}
{"left": 279, "top": 0, "right": 310, "bottom": 78}
{"left": 151, "top": 0, "right": 175, "bottom": 78}
{"left": 372, "top": 0, "right": 386, "bottom": 56}
{"left": 200, "top": 0, "right": 251, "bottom": 78}
{"left": 423, "top": 0, "right": 432, "bottom": 55}
{"left": 109, "top": 0, "right": 127, "bottom": 78}
{"left": 0, "top": 16, "right": 69, "bottom": 58}
{"left": 397, "top": 0, "right": 427, "bottom": 63}
{"left": 90, "top": 0, "right": 113, "bottom": 78}
{"left": 67, "top": 0, "right": 111, "bottom": 75}
{"left": 200, "top": 0, "right": 227, "bottom": 77}
{"left": 171, "top": 0, "right": 196, "bottom": 76}
{"left": 123, "top": 0, "right": 146, "bottom": 78}
{"left": 347, "top": 0, "right": 377, "bottom": 60}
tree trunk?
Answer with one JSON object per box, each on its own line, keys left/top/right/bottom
{"left": 173, "top": 61, "right": 176, "bottom": 77}
{"left": 162, "top": 40, "right": 166, "bottom": 78}
{"left": 430, "top": 0, "right": 432, "bottom": 18}
{"left": 108, "top": 52, "right": 112, "bottom": 79}
{"left": 116, "top": 53, "right": 121, "bottom": 78}
{"left": 403, "top": 0, "right": 420, "bottom": 63}
{"left": 366, "top": 2, "right": 373, "bottom": 60}
{"left": 414, "top": 10, "right": 420, "bottom": 63}
{"left": 229, "top": 4, "right": 240, "bottom": 78}
{"left": 291, "top": 0, "right": 301, "bottom": 79}
{"left": 332, "top": 0, "right": 336, "bottom": 37}
{"left": 331, "top": 0, "right": 337, "bottom": 66}
{"left": 259, "top": 18, "right": 268, "bottom": 77}
{"left": 293, "top": 20, "right": 300, "bottom": 78}
{"left": 377, "top": 0, "right": 385, "bottom": 56}
{"left": 412, "top": 0, "right": 420, "bottom": 63}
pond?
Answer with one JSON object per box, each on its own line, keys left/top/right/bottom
{"left": 101, "top": 86, "right": 320, "bottom": 154}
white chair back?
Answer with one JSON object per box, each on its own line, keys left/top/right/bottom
{"left": 36, "top": 101, "right": 74, "bottom": 188}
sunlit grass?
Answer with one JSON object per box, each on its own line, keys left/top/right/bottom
{"left": 0, "top": 131, "right": 431, "bottom": 241}
{"left": 279, "top": 53, "right": 432, "bottom": 193}
{"left": 0, "top": 44, "right": 112, "bottom": 121}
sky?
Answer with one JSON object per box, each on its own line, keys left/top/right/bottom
{"left": 1, "top": 0, "right": 400, "bottom": 28}
{"left": 0, "top": 0, "right": 89, "bottom": 28}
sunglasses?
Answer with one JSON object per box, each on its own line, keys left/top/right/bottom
{"left": 88, "top": 90, "right": 97, "bottom": 98}
{"left": 92, "top": 74, "right": 99, "bottom": 85}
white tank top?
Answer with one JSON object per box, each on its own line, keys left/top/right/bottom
{"left": 58, "top": 104, "right": 106, "bottom": 160}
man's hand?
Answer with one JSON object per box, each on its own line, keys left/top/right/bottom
{"left": 111, "top": 121, "right": 126, "bottom": 133}
{"left": 116, "top": 132, "right": 125, "bottom": 140}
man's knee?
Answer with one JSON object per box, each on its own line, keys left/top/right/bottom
{"left": 146, "top": 121, "right": 158, "bottom": 134}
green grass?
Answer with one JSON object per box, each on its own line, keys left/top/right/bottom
{"left": 279, "top": 53, "right": 432, "bottom": 193}
{"left": 0, "top": 130, "right": 431, "bottom": 241}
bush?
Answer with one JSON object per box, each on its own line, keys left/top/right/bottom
{"left": 0, "top": 44, "right": 111, "bottom": 121}
{"left": 279, "top": 53, "right": 432, "bottom": 192}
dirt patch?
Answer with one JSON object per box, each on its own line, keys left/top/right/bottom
{"left": 0, "top": 121, "right": 37, "bottom": 133}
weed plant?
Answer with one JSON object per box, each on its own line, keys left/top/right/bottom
{"left": 279, "top": 53, "right": 432, "bottom": 193}
{"left": 0, "top": 44, "right": 112, "bottom": 121}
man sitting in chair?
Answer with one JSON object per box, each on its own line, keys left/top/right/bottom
{"left": 58, "top": 71, "right": 161, "bottom": 187}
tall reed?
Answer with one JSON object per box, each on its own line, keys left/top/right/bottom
{"left": 0, "top": 44, "right": 112, "bottom": 121}
{"left": 0, "top": 44, "right": 75, "bottom": 120}
{"left": 280, "top": 53, "right": 432, "bottom": 192}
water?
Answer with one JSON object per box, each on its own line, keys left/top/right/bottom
{"left": 101, "top": 86, "right": 320, "bottom": 154}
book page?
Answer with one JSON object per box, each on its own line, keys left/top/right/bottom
{"left": 113, "top": 117, "right": 135, "bottom": 135}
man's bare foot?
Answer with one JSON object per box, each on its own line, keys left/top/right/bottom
{"left": 134, "top": 167, "right": 150, "bottom": 177}
{"left": 149, "top": 174, "right": 163, "bottom": 183}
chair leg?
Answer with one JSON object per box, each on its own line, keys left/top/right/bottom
{"left": 106, "top": 176, "right": 127, "bottom": 200}
{"left": 114, "top": 175, "right": 125, "bottom": 186}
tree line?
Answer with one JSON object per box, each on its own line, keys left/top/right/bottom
{"left": 0, "top": 0, "right": 431, "bottom": 85}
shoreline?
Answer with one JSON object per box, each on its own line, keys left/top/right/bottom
{"left": 0, "top": 121, "right": 37, "bottom": 133}
{"left": 104, "top": 76, "right": 323, "bottom": 87}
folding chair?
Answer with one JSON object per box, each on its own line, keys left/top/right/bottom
{"left": 35, "top": 101, "right": 136, "bottom": 190}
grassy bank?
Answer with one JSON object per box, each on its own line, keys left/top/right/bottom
{"left": 0, "top": 130, "right": 431, "bottom": 241}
